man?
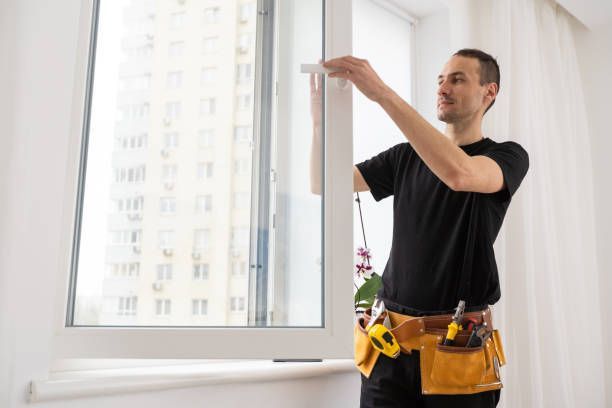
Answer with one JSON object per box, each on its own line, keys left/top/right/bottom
{"left": 310, "top": 49, "right": 529, "bottom": 407}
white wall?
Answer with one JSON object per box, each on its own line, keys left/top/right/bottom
{"left": 414, "top": 10, "right": 450, "bottom": 129}
{"left": 572, "top": 19, "right": 612, "bottom": 408}
{"left": 0, "top": 0, "right": 359, "bottom": 407}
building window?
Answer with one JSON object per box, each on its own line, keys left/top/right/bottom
{"left": 118, "top": 103, "right": 150, "bottom": 120}
{"left": 236, "top": 63, "right": 252, "bottom": 84}
{"left": 118, "top": 133, "right": 148, "bottom": 150}
{"left": 237, "top": 33, "right": 252, "bottom": 53}
{"left": 159, "top": 197, "right": 176, "bottom": 215}
{"left": 115, "top": 196, "right": 144, "bottom": 214}
{"left": 165, "top": 101, "right": 181, "bottom": 120}
{"left": 200, "top": 98, "right": 216, "bottom": 115}
{"left": 203, "top": 7, "right": 220, "bottom": 24}
{"left": 202, "top": 36, "right": 218, "bottom": 54}
{"left": 156, "top": 264, "right": 173, "bottom": 280}
{"left": 198, "top": 129, "right": 214, "bottom": 148}
{"left": 192, "top": 299, "right": 208, "bottom": 315}
{"left": 109, "top": 230, "right": 142, "bottom": 246}
{"left": 230, "top": 296, "right": 245, "bottom": 312}
{"left": 194, "top": 229, "right": 210, "bottom": 251}
{"left": 231, "top": 227, "right": 249, "bottom": 248}
{"left": 239, "top": 3, "right": 255, "bottom": 24}
{"left": 161, "top": 164, "right": 177, "bottom": 182}
{"left": 195, "top": 195, "right": 212, "bottom": 214}
{"left": 114, "top": 166, "right": 146, "bottom": 184}
{"left": 236, "top": 94, "right": 251, "bottom": 111}
{"left": 166, "top": 71, "right": 183, "bottom": 88}
{"left": 232, "top": 261, "right": 247, "bottom": 277}
{"left": 197, "top": 162, "right": 213, "bottom": 179}
{"left": 170, "top": 12, "right": 185, "bottom": 30}
{"left": 118, "top": 296, "right": 138, "bottom": 316}
{"left": 155, "top": 299, "right": 171, "bottom": 316}
{"left": 108, "top": 262, "right": 140, "bottom": 278}
{"left": 168, "top": 41, "right": 184, "bottom": 57}
{"left": 233, "top": 126, "right": 251, "bottom": 143}
{"left": 234, "top": 158, "right": 250, "bottom": 176}
{"left": 193, "top": 264, "right": 209, "bottom": 280}
{"left": 158, "top": 230, "right": 175, "bottom": 250}
{"left": 163, "top": 132, "right": 179, "bottom": 149}
{"left": 200, "top": 67, "right": 216, "bottom": 85}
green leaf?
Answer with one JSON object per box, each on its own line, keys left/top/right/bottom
{"left": 354, "top": 273, "right": 382, "bottom": 309}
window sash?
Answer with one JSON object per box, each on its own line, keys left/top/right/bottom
{"left": 56, "top": 0, "right": 354, "bottom": 360}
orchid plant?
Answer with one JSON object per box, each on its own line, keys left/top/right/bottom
{"left": 353, "top": 246, "right": 382, "bottom": 312}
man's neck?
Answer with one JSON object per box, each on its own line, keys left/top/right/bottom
{"left": 444, "top": 118, "right": 484, "bottom": 147}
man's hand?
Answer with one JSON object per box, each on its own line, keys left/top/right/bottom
{"left": 323, "top": 56, "right": 393, "bottom": 103}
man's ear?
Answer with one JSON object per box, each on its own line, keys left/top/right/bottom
{"left": 484, "top": 83, "right": 497, "bottom": 105}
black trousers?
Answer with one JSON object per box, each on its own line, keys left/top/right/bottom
{"left": 360, "top": 350, "right": 501, "bottom": 408}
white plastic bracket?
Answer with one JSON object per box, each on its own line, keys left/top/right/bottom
{"left": 300, "top": 63, "right": 349, "bottom": 90}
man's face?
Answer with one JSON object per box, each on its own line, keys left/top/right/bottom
{"left": 436, "top": 55, "right": 491, "bottom": 123}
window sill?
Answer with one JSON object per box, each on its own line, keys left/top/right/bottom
{"left": 29, "top": 359, "right": 355, "bottom": 403}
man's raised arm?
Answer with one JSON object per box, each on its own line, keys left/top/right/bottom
{"left": 309, "top": 73, "right": 369, "bottom": 195}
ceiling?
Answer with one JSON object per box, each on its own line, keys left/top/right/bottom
{"left": 387, "top": 0, "right": 612, "bottom": 29}
{"left": 556, "top": 0, "right": 612, "bottom": 29}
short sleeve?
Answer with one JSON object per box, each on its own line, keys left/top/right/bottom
{"left": 482, "top": 141, "right": 529, "bottom": 202}
{"left": 355, "top": 143, "right": 407, "bottom": 202}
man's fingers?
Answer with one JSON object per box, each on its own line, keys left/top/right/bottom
{"left": 323, "top": 56, "right": 360, "bottom": 72}
{"left": 328, "top": 71, "right": 350, "bottom": 80}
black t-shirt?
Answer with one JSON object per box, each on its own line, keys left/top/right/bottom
{"left": 355, "top": 137, "right": 529, "bottom": 316}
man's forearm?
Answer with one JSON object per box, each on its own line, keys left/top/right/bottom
{"left": 377, "top": 90, "right": 471, "bottom": 189}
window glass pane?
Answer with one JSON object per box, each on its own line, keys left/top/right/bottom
{"left": 72, "top": 0, "right": 323, "bottom": 327}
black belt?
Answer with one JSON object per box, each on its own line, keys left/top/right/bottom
{"left": 382, "top": 297, "right": 489, "bottom": 317}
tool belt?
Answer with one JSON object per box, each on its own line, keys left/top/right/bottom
{"left": 354, "top": 306, "right": 507, "bottom": 395}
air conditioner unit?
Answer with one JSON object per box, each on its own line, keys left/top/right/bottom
{"left": 192, "top": 251, "right": 201, "bottom": 260}
{"left": 160, "top": 148, "right": 170, "bottom": 158}
{"left": 163, "top": 248, "right": 173, "bottom": 257}
{"left": 164, "top": 181, "right": 174, "bottom": 190}
{"left": 177, "top": 0, "right": 186, "bottom": 5}
{"left": 132, "top": 245, "right": 141, "bottom": 254}
{"left": 237, "top": 46, "right": 248, "bottom": 54}
{"left": 152, "top": 281, "right": 163, "bottom": 291}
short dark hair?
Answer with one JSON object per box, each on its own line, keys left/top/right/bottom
{"left": 453, "top": 48, "right": 500, "bottom": 115}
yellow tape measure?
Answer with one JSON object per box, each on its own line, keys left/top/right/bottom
{"left": 366, "top": 297, "right": 401, "bottom": 358}
{"left": 368, "top": 323, "right": 400, "bottom": 358}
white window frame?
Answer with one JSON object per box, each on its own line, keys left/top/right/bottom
{"left": 55, "top": 0, "right": 353, "bottom": 360}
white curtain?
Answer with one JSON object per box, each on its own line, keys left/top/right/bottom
{"left": 447, "top": 0, "right": 606, "bottom": 406}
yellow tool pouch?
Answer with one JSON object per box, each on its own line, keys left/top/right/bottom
{"left": 419, "top": 327, "right": 506, "bottom": 395}
{"left": 353, "top": 315, "right": 381, "bottom": 378}
{"left": 355, "top": 307, "right": 507, "bottom": 395}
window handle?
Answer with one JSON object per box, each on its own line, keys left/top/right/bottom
{"left": 300, "top": 63, "right": 349, "bottom": 90}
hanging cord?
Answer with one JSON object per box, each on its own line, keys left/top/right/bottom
{"left": 354, "top": 192, "right": 370, "bottom": 310}
{"left": 356, "top": 192, "right": 369, "bottom": 256}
